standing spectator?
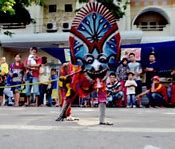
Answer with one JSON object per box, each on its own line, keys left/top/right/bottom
{"left": 128, "top": 53, "right": 142, "bottom": 106}
{"left": 125, "top": 72, "right": 137, "bottom": 108}
{"left": 116, "top": 57, "right": 129, "bottom": 106}
{"left": 144, "top": 52, "right": 159, "bottom": 89}
{"left": 10, "top": 54, "right": 25, "bottom": 106}
{"left": 0, "top": 57, "right": 9, "bottom": 76}
{"left": 39, "top": 56, "right": 51, "bottom": 106}
{"left": 137, "top": 76, "right": 168, "bottom": 107}
{"left": 49, "top": 68, "right": 59, "bottom": 107}
{"left": 0, "top": 57, "right": 10, "bottom": 105}
{"left": 106, "top": 72, "right": 124, "bottom": 107}
{"left": 24, "top": 47, "right": 42, "bottom": 106}
{"left": 116, "top": 57, "right": 129, "bottom": 81}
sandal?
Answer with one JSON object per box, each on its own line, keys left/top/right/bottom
{"left": 99, "top": 122, "right": 113, "bottom": 125}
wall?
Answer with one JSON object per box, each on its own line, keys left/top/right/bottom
{"left": 3, "top": 49, "right": 60, "bottom": 65}
{"left": 43, "top": 0, "right": 76, "bottom": 32}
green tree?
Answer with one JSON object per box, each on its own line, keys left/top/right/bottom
{"left": 0, "top": 0, "right": 45, "bottom": 36}
{"left": 78, "top": 0, "right": 129, "bottom": 19}
{"left": 0, "top": 0, "right": 44, "bottom": 14}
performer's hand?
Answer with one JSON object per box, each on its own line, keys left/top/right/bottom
{"left": 60, "top": 76, "right": 66, "bottom": 80}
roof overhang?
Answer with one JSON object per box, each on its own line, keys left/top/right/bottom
{"left": 0, "top": 31, "right": 143, "bottom": 49}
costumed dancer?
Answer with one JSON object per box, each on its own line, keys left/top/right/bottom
{"left": 56, "top": 2, "right": 121, "bottom": 125}
{"left": 57, "top": 62, "right": 81, "bottom": 121}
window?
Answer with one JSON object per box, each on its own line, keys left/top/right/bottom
{"left": 134, "top": 10, "right": 168, "bottom": 31}
{"left": 141, "top": 22, "right": 148, "bottom": 30}
{"left": 150, "top": 22, "right": 156, "bottom": 29}
{"left": 65, "top": 4, "right": 73, "bottom": 12}
{"left": 49, "top": 5, "right": 57, "bottom": 13}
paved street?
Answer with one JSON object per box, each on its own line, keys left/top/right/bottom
{"left": 0, "top": 107, "right": 175, "bottom": 149}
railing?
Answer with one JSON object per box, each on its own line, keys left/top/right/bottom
{"left": 136, "top": 25, "right": 166, "bottom": 31}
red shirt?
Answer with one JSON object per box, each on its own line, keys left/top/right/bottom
{"left": 151, "top": 83, "right": 168, "bottom": 102}
{"left": 24, "top": 56, "right": 42, "bottom": 78}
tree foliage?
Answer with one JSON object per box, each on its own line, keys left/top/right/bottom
{"left": 78, "top": 0, "right": 129, "bottom": 19}
{"left": 0, "top": 0, "right": 45, "bottom": 14}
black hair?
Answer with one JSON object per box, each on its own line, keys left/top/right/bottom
{"left": 149, "top": 51, "right": 156, "bottom": 56}
{"left": 51, "top": 68, "right": 57, "bottom": 72}
{"left": 129, "top": 53, "right": 135, "bottom": 57}
{"left": 14, "top": 54, "right": 22, "bottom": 58}
{"left": 30, "top": 47, "right": 38, "bottom": 52}
{"left": 41, "top": 56, "right": 47, "bottom": 64}
{"left": 122, "top": 57, "right": 128, "bottom": 63}
{"left": 109, "top": 72, "right": 116, "bottom": 77}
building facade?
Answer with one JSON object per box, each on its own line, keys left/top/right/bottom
{"left": 0, "top": 0, "right": 175, "bottom": 63}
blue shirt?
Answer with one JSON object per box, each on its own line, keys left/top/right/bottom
{"left": 51, "top": 74, "right": 58, "bottom": 89}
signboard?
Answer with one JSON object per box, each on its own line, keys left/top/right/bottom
{"left": 64, "top": 48, "right": 71, "bottom": 62}
{"left": 121, "top": 48, "right": 141, "bottom": 61}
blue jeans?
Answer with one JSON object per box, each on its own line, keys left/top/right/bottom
{"left": 127, "top": 94, "right": 136, "bottom": 107}
{"left": 26, "top": 77, "right": 40, "bottom": 96}
{"left": 113, "top": 91, "right": 124, "bottom": 101}
{"left": 147, "top": 93, "right": 164, "bottom": 107}
{"left": 107, "top": 91, "right": 123, "bottom": 102}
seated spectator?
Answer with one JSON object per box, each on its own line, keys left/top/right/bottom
{"left": 137, "top": 76, "right": 168, "bottom": 107}
{"left": 4, "top": 74, "right": 14, "bottom": 106}
{"left": 167, "top": 67, "right": 175, "bottom": 106}
{"left": 106, "top": 72, "right": 124, "bottom": 107}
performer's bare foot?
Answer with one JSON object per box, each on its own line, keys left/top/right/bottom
{"left": 99, "top": 122, "right": 113, "bottom": 125}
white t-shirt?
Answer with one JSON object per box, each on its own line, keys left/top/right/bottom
{"left": 125, "top": 79, "right": 137, "bottom": 95}
{"left": 128, "top": 62, "right": 142, "bottom": 80}
{"left": 39, "top": 65, "right": 51, "bottom": 84}
{"left": 28, "top": 54, "right": 36, "bottom": 65}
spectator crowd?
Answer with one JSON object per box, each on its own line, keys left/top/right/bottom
{"left": 0, "top": 47, "right": 174, "bottom": 108}
{"left": 0, "top": 47, "right": 59, "bottom": 107}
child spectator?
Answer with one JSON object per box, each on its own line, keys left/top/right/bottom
{"left": 116, "top": 57, "right": 129, "bottom": 81}
{"left": 10, "top": 54, "right": 25, "bottom": 106}
{"left": 4, "top": 74, "right": 14, "bottom": 106}
{"left": 125, "top": 71, "right": 137, "bottom": 108}
{"left": 116, "top": 57, "right": 129, "bottom": 106}
{"left": 50, "top": 68, "right": 59, "bottom": 107}
{"left": 39, "top": 56, "right": 51, "bottom": 106}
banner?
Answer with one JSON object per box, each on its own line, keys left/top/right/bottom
{"left": 121, "top": 48, "right": 141, "bottom": 61}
